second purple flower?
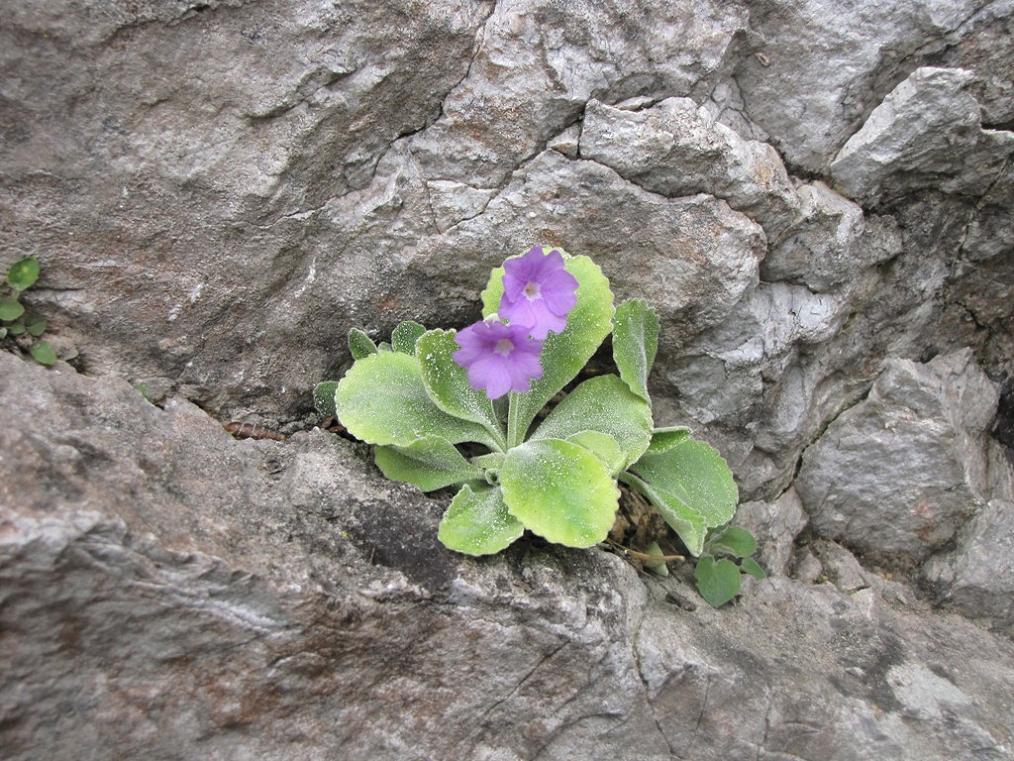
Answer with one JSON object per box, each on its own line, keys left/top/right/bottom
{"left": 499, "top": 245, "right": 579, "bottom": 340}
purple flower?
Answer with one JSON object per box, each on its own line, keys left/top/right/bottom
{"left": 453, "top": 319, "right": 544, "bottom": 400}
{"left": 499, "top": 245, "right": 579, "bottom": 340}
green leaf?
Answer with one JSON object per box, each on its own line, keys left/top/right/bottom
{"left": 612, "top": 298, "right": 658, "bottom": 402}
{"left": 348, "top": 328, "right": 378, "bottom": 360}
{"left": 392, "top": 320, "right": 426, "bottom": 354}
{"left": 335, "top": 351, "right": 499, "bottom": 449}
{"left": 30, "top": 340, "right": 58, "bottom": 366}
{"left": 472, "top": 451, "right": 504, "bottom": 472}
{"left": 6, "top": 321, "right": 25, "bottom": 336}
{"left": 644, "top": 540, "right": 669, "bottom": 577}
{"left": 625, "top": 437, "right": 738, "bottom": 556}
{"left": 0, "top": 327, "right": 6, "bottom": 339}
{"left": 566, "top": 430, "right": 625, "bottom": 476}
{"left": 480, "top": 265, "right": 506, "bottom": 317}
{"left": 500, "top": 438, "right": 619, "bottom": 548}
{"left": 621, "top": 471, "right": 709, "bottom": 556}
{"left": 7, "top": 256, "right": 40, "bottom": 291}
{"left": 375, "top": 436, "right": 484, "bottom": 492}
{"left": 26, "top": 316, "right": 46, "bottom": 337}
{"left": 313, "top": 381, "right": 339, "bottom": 418}
{"left": 0, "top": 297, "right": 24, "bottom": 322}
{"left": 482, "top": 249, "right": 615, "bottom": 447}
{"left": 695, "top": 555, "right": 742, "bottom": 607}
{"left": 707, "top": 526, "right": 757, "bottom": 558}
{"left": 741, "top": 557, "right": 767, "bottom": 580}
{"left": 438, "top": 483, "right": 524, "bottom": 556}
{"left": 416, "top": 329, "right": 506, "bottom": 451}
{"left": 532, "top": 374, "right": 651, "bottom": 469}
{"left": 647, "top": 425, "right": 692, "bottom": 454}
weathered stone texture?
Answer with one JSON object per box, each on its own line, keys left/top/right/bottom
{"left": 3, "top": 354, "right": 1014, "bottom": 760}
{"left": 796, "top": 350, "right": 1000, "bottom": 562}
{"left": 2, "top": 0, "right": 1014, "bottom": 756}
{"left": 923, "top": 499, "right": 1014, "bottom": 635}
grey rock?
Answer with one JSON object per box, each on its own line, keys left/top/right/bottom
{"left": 409, "top": 1, "right": 749, "bottom": 188}
{"left": 4, "top": 353, "right": 1014, "bottom": 760}
{"left": 796, "top": 349, "right": 999, "bottom": 562}
{"left": 547, "top": 124, "right": 582, "bottom": 158}
{"left": 2, "top": 0, "right": 1014, "bottom": 755}
{"left": 793, "top": 549, "right": 825, "bottom": 584}
{"left": 762, "top": 181, "right": 902, "bottom": 291}
{"left": 923, "top": 499, "right": 1014, "bottom": 634}
{"left": 933, "top": 0, "right": 1014, "bottom": 127}
{"left": 657, "top": 278, "right": 868, "bottom": 498}
{"left": 425, "top": 180, "right": 497, "bottom": 234}
{"left": 2, "top": 0, "right": 499, "bottom": 419}
{"left": 733, "top": 487, "right": 808, "bottom": 575}
{"left": 960, "top": 160, "right": 1014, "bottom": 262}
{"left": 811, "top": 539, "right": 872, "bottom": 592}
{"left": 636, "top": 577, "right": 1014, "bottom": 761}
{"left": 830, "top": 67, "right": 1014, "bottom": 206}
{"left": 717, "top": 0, "right": 1007, "bottom": 172}
{"left": 2, "top": 0, "right": 1012, "bottom": 457}
{"left": 580, "top": 97, "right": 800, "bottom": 239}
{"left": 666, "top": 282, "right": 850, "bottom": 414}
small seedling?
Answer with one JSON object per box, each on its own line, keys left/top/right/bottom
{"left": 1, "top": 256, "right": 57, "bottom": 366}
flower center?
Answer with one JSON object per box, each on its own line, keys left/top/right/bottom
{"left": 493, "top": 338, "right": 514, "bottom": 357}
{"left": 523, "top": 281, "right": 541, "bottom": 301}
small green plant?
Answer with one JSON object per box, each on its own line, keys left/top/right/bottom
{"left": 1, "top": 256, "right": 57, "bottom": 366}
{"left": 317, "top": 246, "right": 763, "bottom": 606}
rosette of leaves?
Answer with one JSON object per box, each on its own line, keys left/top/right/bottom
{"left": 319, "top": 249, "right": 763, "bottom": 606}
{"left": 0, "top": 256, "right": 57, "bottom": 366}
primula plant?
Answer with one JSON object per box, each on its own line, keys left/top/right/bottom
{"left": 317, "top": 246, "right": 763, "bottom": 606}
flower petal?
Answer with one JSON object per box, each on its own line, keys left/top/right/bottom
{"left": 469, "top": 356, "right": 513, "bottom": 399}
{"left": 539, "top": 268, "right": 579, "bottom": 316}
{"left": 503, "top": 297, "right": 565, "bottom": 339}
{"left": 506, "top": 349, "right": 544, "bottom": 392}
{"left": 503, "top": 245, "right": 544, "bottom": 302}
{"left": 534, "top": 248, "right": 565, "bottom": 278}
{"left": 500, "top": 295, "right": 540, "bottom": 328}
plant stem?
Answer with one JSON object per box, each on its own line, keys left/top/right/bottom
{"left": 605, "top": 540, "right": 685, "bottom": 562}
{"left": 487, "top": 397, "right": 508, "bottom": 452}
{"left": 506, "top": 392, "right": 524, "bottom": 449}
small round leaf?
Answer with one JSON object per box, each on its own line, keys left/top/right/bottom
{"left": 7, "top": 256, "right": 40, "bottom": 290}
{"left": 30, "top": 340, "right": 58, "bottom": 366}
{"left": 347, "top": 328, "right": 378, "bottom": 360}
{"left": 26, "top": 316, "right": 47, "bottom": 337}
{"left": 741, "top": 557, "right": 767, "bottom": 580}
{"left": 0, "top": 297, "right": 24, "bottom": 322}
{"left": 707, "top": 526, "right": 757, "bottom": 558}
{"left": 313, "top": 380, "right": 339, "bottom": 418}
{"left": 695, "top": 555, "right": 741, "bottom": 607}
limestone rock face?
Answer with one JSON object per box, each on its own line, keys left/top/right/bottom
{"left": 830, "top": 67, "right": 1014, "bottom": 206}
{"left": 3, "top": 0, "right": 1014, "bottom": 756}
{"left": 3, "top": 353, "right": 1014, "bottom": 761}
{"left": 762, "top": 181, "right": 902, "bottom": 292}
{"left": 922, "top": 499, "right": 1014, "bottom": 635}
{"left": 580, "top": 97, "right": 800, "bottom": 239}
{"left": 796, "top": 350, "right": 1000, "bottom": 562}
{"left": 715, "top": 0, "right": 1010, "bottom": 172}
